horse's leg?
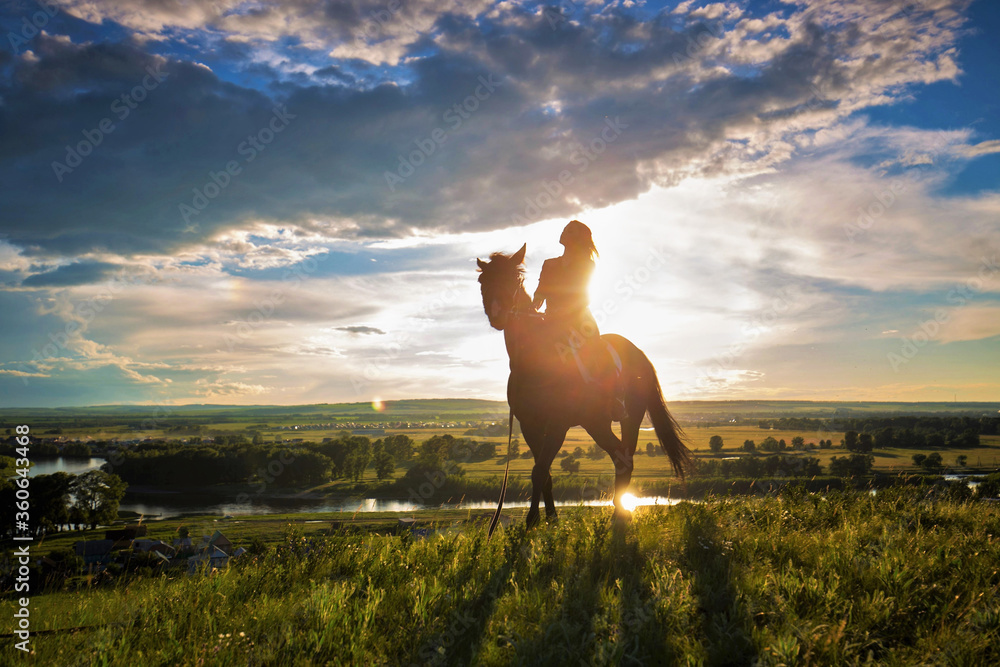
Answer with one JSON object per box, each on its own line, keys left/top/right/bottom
{"left": 542, "top": 427, "right": 569, "bottom": 520}
{"left": 526, "top": 427, "right": 563, "bottom": 527}
{"left": 584, "top": 421, "right": 634, "bottom": 517}
{"left": 520, "top": 418, "right": 546, "bottom": 528}
{"left": 543, "top": 474, "right": 556, "bottom": 520}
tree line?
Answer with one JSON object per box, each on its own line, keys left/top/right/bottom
{"left": 0, "top": 470, "right": 126, "bottom": 538}
{"left": 81, "top": 432, "right": 496, "bottom": 489}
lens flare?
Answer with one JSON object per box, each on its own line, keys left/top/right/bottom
{"left": 620, "top": 492, "right": 639, "bottom": 512}
{"left": 371, "top": 398, "right": 385, "bottom": 412}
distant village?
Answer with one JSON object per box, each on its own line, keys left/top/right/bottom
{"left": 71, "top": 526, "right": 247, "bottom": 575}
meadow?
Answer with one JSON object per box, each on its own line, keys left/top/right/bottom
{"left": 5, "top": 488, "right": 999, "bottom": 665}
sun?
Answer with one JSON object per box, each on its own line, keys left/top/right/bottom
{"left": 620, "top": 492, "right": 639, "bottom": 512}
{"left": 371, "top": 397, "right": 385, "bottom": 412}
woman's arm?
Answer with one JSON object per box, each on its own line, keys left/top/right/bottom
{"left": 532, "top": 259, "right": 553, "bottom": 311}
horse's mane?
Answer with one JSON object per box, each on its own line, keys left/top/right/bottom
{"left": 484, "top": 251, "right": 526, "bottom": 277}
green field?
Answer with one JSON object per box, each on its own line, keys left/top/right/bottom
{"left": 5, "top": 490, "right": 999, "bottom": 665}
{"left": 2, "top": 398, "right": 996, "bottom": 442}
{"left": 297, "top": 425, "right": 1000, "bottom": 501}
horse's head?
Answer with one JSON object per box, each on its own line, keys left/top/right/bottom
{"left": 476, "top": 243, "right": 526, "bottom": 331}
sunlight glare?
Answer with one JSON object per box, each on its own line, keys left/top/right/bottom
{"left": 620, "top": 492, "right": 639, "bottom": 512}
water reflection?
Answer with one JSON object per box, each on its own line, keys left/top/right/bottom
{"left": 118, "top": 495, "right": 683, "bottom": 520}
{"left": 27, "top": 457, "right": 105, "bottom": 477}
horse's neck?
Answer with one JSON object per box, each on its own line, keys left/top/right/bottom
{"left": 504, "top": 286, "right": 536, "bottom": 368}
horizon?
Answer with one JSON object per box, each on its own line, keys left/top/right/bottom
{"left": 2, "top": 397, "right": 998, "bottom": 413}
{"left": 2, "top": 0, "right": 999, "bottom": 408}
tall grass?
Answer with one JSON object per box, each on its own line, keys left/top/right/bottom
{"left": 7, "top": 487, "right": 999, "bottom": 665}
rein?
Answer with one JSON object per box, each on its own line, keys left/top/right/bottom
{"left": 488, "top": 280, "right": 525, "bottom": 540}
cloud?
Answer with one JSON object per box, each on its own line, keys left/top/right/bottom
{"left": 20, "top": 261, "right": 120, "bottom": 287}
{"left": 961, "top": 139, "right": 1000, "bottom": 158}
{"left": 938, "top": 305, "right": 1000, "bottom": 343}
{"left": 335, "top": 325, "right": 386, "bottom": 335}
{"left": 0, "top": 0, "right": 981, "bottom": 264}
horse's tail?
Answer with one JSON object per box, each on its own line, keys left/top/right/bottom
{"left": 641, "top": 352, "right": 692, "bottom": 479}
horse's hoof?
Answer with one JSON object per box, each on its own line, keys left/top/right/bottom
{"left": 525, "top": 512, "right": 541, "bottom": 529}
{"left": 545, "top": 513, "right": 559, "bottom": 524}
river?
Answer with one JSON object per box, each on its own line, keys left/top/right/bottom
{"left": 26, "top": 456, "right": 680, "bottom": 519}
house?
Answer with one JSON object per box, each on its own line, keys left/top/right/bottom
{"left": 206, "top": 530, "right": 232, "bottom": 555}
{"left": 132, "top": 539, "right": 176, "bottom": 557}
{"left": 172, "top": 536, "right": 194, "bottom": 554}
{"left": 74, "top": 540, "right": 116, "bottom": 565}
{"left": 187, "top": 546, "right": 230, "bottom": 574}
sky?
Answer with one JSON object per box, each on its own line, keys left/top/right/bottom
{"left": 0, "top": 0, "right": 998, "bottom": 408}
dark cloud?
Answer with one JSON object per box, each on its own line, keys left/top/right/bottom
{"left": 0, "top": 0, "right": 974, "bottom": 263}
{"left": 20, "top": 260, "right": 120, "bottom": 287}
{"left": 335, "top": 325, "right": 386, "bottom": 335}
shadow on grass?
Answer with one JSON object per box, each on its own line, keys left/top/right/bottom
{"left": 677, "top": 503, "right": 759, "bottom": 666}
{"left": 495, "top": 516, "right": 675, "bottom": 666}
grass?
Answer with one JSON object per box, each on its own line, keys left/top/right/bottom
{"left": 6, "top": 488, "right": 999, "bottom": 665}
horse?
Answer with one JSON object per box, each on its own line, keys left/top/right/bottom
{"left": 476, "top": 244, "right": 692, "bottom": 527}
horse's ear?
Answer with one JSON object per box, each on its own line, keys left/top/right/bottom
{"left": 476, "top": 258, "right": 487, "bottom": 271}
{"left": 511, "top": 244, "right": 526, "bottom": 265}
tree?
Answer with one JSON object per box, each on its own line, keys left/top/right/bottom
{"left": 71, "top": 470, "right": 127, "bottom": 530}
{"left": 857, "top": 433, "right": 874, "bottom": 453}
{"left": 345, "top": 438, "right": 372, "bottom": 481}
{"left": 791, "top": 436, "right": 805, "bottom": 451}
{"left": 956, "top": 455, "right": 968, "bottom": 467}
{"left": 922, "top": 452, "right": 943, "bottom": 471}
{"left": 911, "top": 453, "right": 927, "bottom": 467}
{"left": 62, "top": 442, "right": 92, "bottom": 458}
{"left": 560, "top": 457, "right": 580, "bottom": 474}
{"left": 646, "top": 442, "right": 656, "bottom": 457}
{"left": 760, "top": 437, "right": 779, "bottom": 453}
{"left": 843, "top": 431, "right": 859, "bottom": 451}
{"left": 829, "top": 454, "right": 873, "bottom": 476}
{"left": 33, "top": 472, "right": 73, "bottom": 535}
{"left": 742, "top": 439, "right": 756, "bottom": 453}
{"left": 373, "top": 450, "right": 395, "bottom": 480}
{"left": 875, "top": 427, "right": 894, "bottom": 449}
{"left": 709, "top": 435, "right": 724, "bottom": 453}
{"left": 382, "top": 434, "right": 414, "bottom": 461}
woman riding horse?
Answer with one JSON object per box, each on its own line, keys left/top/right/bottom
{"left": 532, "top": 220, "right": 625, "bottom": 420}
{"left": 477, "top": 227, "right": 690, "bottom": 526}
